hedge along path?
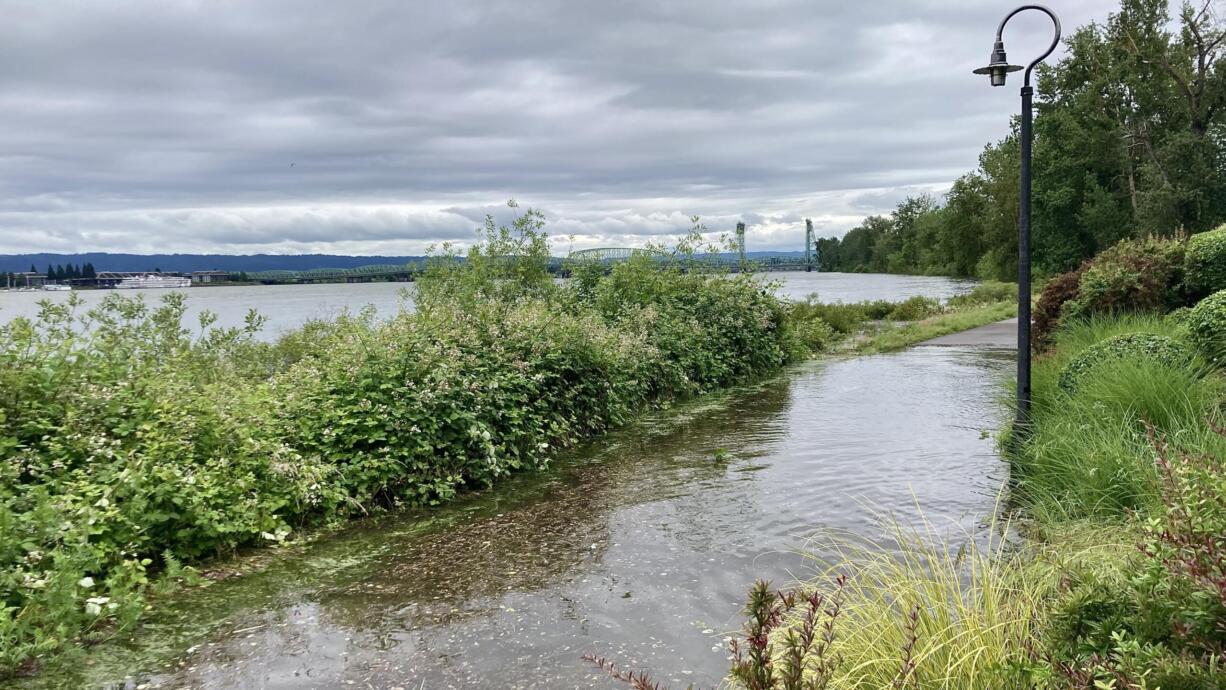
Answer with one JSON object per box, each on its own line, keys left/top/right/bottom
{"left": 1185, "top": 224, "right": 1226, "bottom": 299}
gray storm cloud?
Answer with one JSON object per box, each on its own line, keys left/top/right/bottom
{"left": 0, "top": 0, "right": 1117, "bottom": 255}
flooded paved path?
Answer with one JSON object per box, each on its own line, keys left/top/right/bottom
{"left": 34, "top": 345, "right": 1013, "bottom": 689}
{"left": 921, "top": 318, "right": 1018, "bottom": 348}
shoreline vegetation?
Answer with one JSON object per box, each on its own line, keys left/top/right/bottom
{"left": 588, "top": 229, "right": 1223, "bottom": 689}
{"left": 0, "top": 210, "right": 1011, "bottom": 681}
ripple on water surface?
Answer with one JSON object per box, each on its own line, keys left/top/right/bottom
{"left": 38, "top": 345, "right": 1011, "bottom": 690}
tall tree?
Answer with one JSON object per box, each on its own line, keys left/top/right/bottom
{"left": 828, "top": 0, "right": 1226, "bottom": 279}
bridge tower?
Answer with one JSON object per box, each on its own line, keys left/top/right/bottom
{"left": 804, "top": 219, "right": 815, "bottom": 272}
{"left": 735, "top": 222, "right": 746, "bottom": 267}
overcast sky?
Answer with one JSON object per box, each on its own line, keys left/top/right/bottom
{"left": 0, "top": 1, "right": 1119, "bottom": 256}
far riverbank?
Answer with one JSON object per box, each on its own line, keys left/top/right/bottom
{"left": 0, "top": 272, "right": 977, "bottom": 340}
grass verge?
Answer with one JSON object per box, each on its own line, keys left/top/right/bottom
{"left": 852, "top": 300, "right": 1017, "bottom": 354}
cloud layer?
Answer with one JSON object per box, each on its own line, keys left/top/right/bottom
{"left": 0, "top": 0, "right": 1117, "bottom": 255}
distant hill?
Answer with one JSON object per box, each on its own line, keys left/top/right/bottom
{"left": 0, "top": 253, "right": 430, "bottom": 274}
{"left": 1, "top": 250, "right": 810, "bottom": 274}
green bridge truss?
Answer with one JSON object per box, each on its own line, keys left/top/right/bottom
{"left": 248, "top": 263, "right": 418, "bottom": 283}
{"left": 566, "top": 248, "right": 815, "bottom": 271}
{"left": 567, "top": 247, "right": 666, "bottom": 261}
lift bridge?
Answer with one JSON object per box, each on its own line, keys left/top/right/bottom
{"left": 568, "top": 219, "right": 819, "bottom": 272}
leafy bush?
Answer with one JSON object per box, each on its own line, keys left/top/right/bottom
{"left": 1061, "top": 236, "right": 1188, "bottom": 323}
{"left": 788, "top": 297, "right": 881, "bottom": 335}
{"left": 1033, "top": 268, "right": 1085, "bottom": 349}
{"left": 947, "top": 280, "right": 1016, "bottom": 308}
{"left": 1185, "top": 289, "right": 1226, "bottom": 366}
{"left": 791, "top": 312, "right": 838, "bottom": 353}
{"left": 0, "top": 294, "right": 321, "bottom": 675}
{"left": 1166, "top": 305, "right": 1195, "bottom": 329}
{"left": 885, "top": 295, "right": 941, "bottom": 321}
{"left": 1057, "top": 333, "right": 1194, "bottom": 395}
{"left": 1184, "top": 224, "right": 1226, "bottom": 298}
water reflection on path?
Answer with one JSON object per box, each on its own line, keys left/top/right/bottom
{"left": 49, "top": 346, "right": 1010, "bottom": 689}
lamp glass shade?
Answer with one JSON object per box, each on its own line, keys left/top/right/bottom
{"left": 973, "top": 61, "right": 1023, "bottom": 87}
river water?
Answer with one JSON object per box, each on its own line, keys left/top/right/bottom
{"left": 0, "top": 272, "right": 975, "bottom": 340}
{"left": 11, "top": 273, "right": 1010, "bottom": 689}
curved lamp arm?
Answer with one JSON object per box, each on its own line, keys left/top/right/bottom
{"left": 997, "top": 5, "right": 1062, "bottom": 87}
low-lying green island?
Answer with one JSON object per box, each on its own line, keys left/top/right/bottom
{"left": 0, "top": 213, "right": 1013, "bottom": 680}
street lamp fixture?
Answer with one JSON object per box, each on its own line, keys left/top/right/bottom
{"left": 972, "top": 41, "right": 1022, "bottom": 86}
{"left": 973, "top": 4, "right": 1060, "bottom": 434}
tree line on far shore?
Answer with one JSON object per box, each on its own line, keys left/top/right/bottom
{"left": 43, "top": 263, "right": 98, "bottom": 282}
{"left": 816, "top": 0, "right": 1226, "bottom": 281}
{"left": 2, "top": 264, "right": 97, "bottom": 286}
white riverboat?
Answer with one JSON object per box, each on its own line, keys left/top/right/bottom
{"left": 42, "top": 284, "right": 72, "bottom": 292}
{"left": 114, "top": 274, "right": 192, "bottom": 290}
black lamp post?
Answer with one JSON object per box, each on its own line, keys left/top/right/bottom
{"left": 973, "top": 4, "right": 1060, "bottom": 433}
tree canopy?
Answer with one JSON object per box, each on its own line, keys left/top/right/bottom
{"left": 819, "top": 0, "right": 1226, "bottom": 280}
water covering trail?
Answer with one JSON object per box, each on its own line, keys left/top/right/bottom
{"left": 28, "top": 343, "right": 1013, "bottom": 689}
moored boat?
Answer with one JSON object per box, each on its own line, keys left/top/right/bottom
{"left": 114, "top": 274, "right": 192, "bottom": 289}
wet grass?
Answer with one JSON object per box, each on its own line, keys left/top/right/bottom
{"left": 851, "top": 301, "right": 1017, "bottom": 354}
{"left": 784, "top": 515, "right": 1130, "bottom": 690}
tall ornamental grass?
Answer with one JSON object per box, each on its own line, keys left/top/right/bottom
{"left": 789, "top": 517, "right": 1056, "bottom": 690}
{"left": 1011, "top": 315, "right": 1225, "bottom": 523}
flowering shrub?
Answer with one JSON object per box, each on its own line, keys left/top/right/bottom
{"left": 0, "top": 294, "right": 329, "bottom": 675}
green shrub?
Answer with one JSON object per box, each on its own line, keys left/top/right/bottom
{"left": 1017, "top": 309, "right": 1226, "bottom": 683}
{"left": 789, "top": 298, "right": 872, "bottom": 334}
{"left": 791, "top": 313, "right": 837, "bottom": 353}
{"left": 947, "top": 280, "right": 1016, "bottom": 308}
{"left": 1186, "top": 289, "right": 1226, "bottom": 366}
{"left": 1062, "top": 236, "right": 1187, "bottom": 323}
{"left": 885, "top": 295, "right": 941, "bottom": 321}
{"left": 1184, "top": 224, "right": 1226, "bottom": 298}
{"left": 0, "top": 293, "right": 326, "bottom": 674}
{"left": 1057, "top": 333, "right": 1194, "bottom": 394}
{"left": 1165, "top": 305, "right": 1194, "bottom": 329}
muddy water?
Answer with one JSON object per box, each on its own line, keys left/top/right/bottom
{"left": 30, "top": 344, "right": 1013, "bottom": 690}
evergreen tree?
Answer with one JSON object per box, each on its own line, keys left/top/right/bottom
{"left": 83, "top": 263, "right": 96, "bottom": 279}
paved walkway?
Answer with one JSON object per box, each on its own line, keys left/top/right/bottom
{"left": 919, "top": 317, "right": 1018, "bottom": 348}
